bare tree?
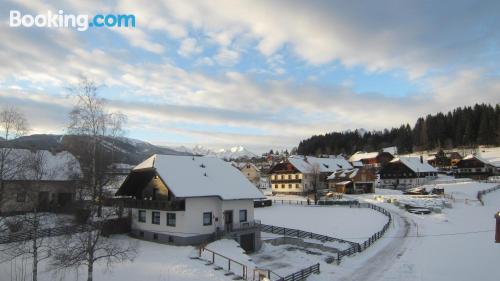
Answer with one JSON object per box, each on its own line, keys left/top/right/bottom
{"left": 67, "top": 78, "right": 127, "bottom": 217}
{"left": 54, "top": 78, "right": 134, "bottom": 281}
{"left": 0, "top": 150, "right": 56, "bottom": 281}
{"left": 0, "top": 107, "right": 29, "bottom": 216}
{"left": 51, "top": 210, "right": 137, "bottom": 281}
{"left": 311, "top": 163, "right": 321, "bottom": 203}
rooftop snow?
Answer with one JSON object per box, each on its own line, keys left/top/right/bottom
{"left": 391, "top": 156, "right": 437, "bottom": 173}
{"left": 288, "top": 155, "right": 352, "bottom": 173}
{"left": 348, "top": 151, "right": 380, "bottom": 162}
{"left": 4, "top": 149, "right": 81, "bottom": 181}
{"left": 132, "top": 155, "right": 264, "bottom": 200}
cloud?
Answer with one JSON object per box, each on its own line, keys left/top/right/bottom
{"left": 214, "top": 48, "right": 240, "bottom": 66}
{"left": 178, "top": 37, "right": 202, "bottom": 57}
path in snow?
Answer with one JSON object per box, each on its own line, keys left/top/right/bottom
{"left": 338, "top": 209, "right": 414, "bottom": 281}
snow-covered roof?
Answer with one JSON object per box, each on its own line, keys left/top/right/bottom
{"left": 383, "top": 146, "right": 398, "bottom": 155}
{"left": 132, "top": 155, "right": 264, "bottom": 200}
{"left": 336, "top": 180, "right": 352, "bottom": 185}
{"left": 391, "top": 156, "right": 437, "bottom": 173}
{"left": 4, "top": 149, "right": 81, "bottom": 181}
{"left": 348, "top": 151, "right": 380, "bottom": 162}
{"left": 288, "top": 155, "right": 352, "bottom": 173}
{"left": 463, "top": 154, "right": 499, "bottom": 167}
{"left": 327, "top": 168, "right": 359, "bottom": 180}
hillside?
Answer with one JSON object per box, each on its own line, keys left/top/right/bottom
{"left": 9, "top": 134, "right": 191, "bottom": 165}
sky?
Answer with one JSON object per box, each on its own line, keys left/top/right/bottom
{"left": 0, "top": 0, "right": 499, "bottom": 153}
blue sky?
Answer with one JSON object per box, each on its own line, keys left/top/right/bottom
{"left": 1, "top": 0, "right": 499, "bottom": 153}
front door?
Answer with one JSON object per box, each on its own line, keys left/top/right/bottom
{"left": 224, "top": 210, "right": 233, "bottom": 232}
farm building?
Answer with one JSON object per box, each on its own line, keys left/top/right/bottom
{"left": 327, "top": 167, "right": 377, "bottom": 194}
{"left": 116, "top": 155, "right": 265, "bottom": 252}
{"left": 455, "top": 154, "right": 498, "bottom": 180}
{"left": 0, "top": 149, "right": 81, "bottom": 214}
{"left": 379, "top": 156, "right": 437, "bottom": 189}
{"left": 348, "top": 151, "right": 394, "bottom": 168}
{"left": 269, "top": 155, "right": 352, "bottom": 195}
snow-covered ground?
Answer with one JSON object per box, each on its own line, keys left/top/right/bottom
{"left": 1, "top": 181, "right": 498, "bottom": 281}
{"left": 0, "top": 236, "right": 248, "bottom": 281}
{"left": 255, "top": 204, "right": 388, "bottom": 243}
{"left": 330, "top": 181, "right": 500, "bottom": 281}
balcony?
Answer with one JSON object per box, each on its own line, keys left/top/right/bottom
{"left": 109, "top": 198, "right": 185, "bottom": 211}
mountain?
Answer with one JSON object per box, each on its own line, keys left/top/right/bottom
{"left": 213, "top": 146, "right": 258, "bottom": 160}
{"left": 171, "top": 145, "right": 257, "bottom": 160}
{"left": 10, "top": 134, "right": 191, "bottom": 165}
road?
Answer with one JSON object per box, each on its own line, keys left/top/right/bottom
{"left": 338, "top": 208, "right": 415, "bottom": 281}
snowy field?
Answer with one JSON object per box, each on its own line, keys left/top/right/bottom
{"left": 1, "top": 181, "right": 498, "bottom": 281}
{"left": 330, "top": 181, "right": 500, "bottom": 281}
{"left": 0, "top": 236, "right": 246, "bottom": 281}
{"left": 255, "top": 204, "right": 389, "bottom": 243}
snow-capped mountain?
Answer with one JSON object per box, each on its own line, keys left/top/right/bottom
{"left": 172, "top": 145, "right": 257, "bottom": 160}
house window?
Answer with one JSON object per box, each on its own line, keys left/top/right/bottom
{"left": 16, "top": 192, "right": 26, "bottom": 203}
{"left": 239, "top": 210, "right": 247, "bottom": 222}
{"left": 138, "top": 210, "right": 146, "bottom": 222}
{"left": 167, "top": 213, "right": 176, "bottom": 227}
{"left": 203, "top": 212, "right": 212, "bottom": 226}
{"left": 152, "top": 211, "right": 160, "bottom": 225}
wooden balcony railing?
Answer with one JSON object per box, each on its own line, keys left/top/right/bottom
{"left": 105, "top": 198, "right": 185, "bottom": 211}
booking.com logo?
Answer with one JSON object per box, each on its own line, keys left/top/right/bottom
{"left": 9, "top": 10, "right": 135, "bottom": 31}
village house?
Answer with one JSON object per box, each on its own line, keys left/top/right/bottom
{"left": 379, "top": 156, "right": 438, "bottom": 189}
{"left": 269, "top": 155, "right": 352, "bottom": 195}
{"left": 237, "top": 163, "right": 261, "bottom": 187}
{"left": 116, "top": 155, "right": 265, "bottom": 252}
{"left": 427, "top": 150, "right": 462, "bottom": 170}
{"left": 327, "top": 167, "right": 377, "bottom": 194}
{"left": 348, "top": 151, "right": 394, "bottom": 168}
{"left": 455, "top": 154, "right": 498, "bottom": 180}
{"left": 0, "top": 149, "right": 81, "bottom": 214}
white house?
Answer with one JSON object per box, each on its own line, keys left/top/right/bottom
{"left": 116, "top": 155, "right": 265, "bottom": 252}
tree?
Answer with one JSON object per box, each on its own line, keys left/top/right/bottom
{"left": 56, "top": 78, "right": 134, "bottom": 281}
{"left": 51, "top": 210, "right": 137, "bottom": 281}
{"left": 0, "top": 107, "right": 29, "bottom": 216}
{"left": 67, "top": 78, "right": 126, "bottom": 217}
{"left": 0, "top": 150, "right": 56, "bottom": 281}
{"left": 310, "top": 163, "right": 321, "bottom": 203}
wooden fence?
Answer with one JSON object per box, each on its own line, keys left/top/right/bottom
{"left": 0, "top": 218, "right": 130, "bottom": 245}
{"left": 272, "top": 199, "right": 359, "bottom": 206}
{"left": 259, "top": 223, "right": 359, "bottom": 249}
{"left": 198, "top": 247, "right": 248, "bottom": 280}
{"left": 279, "top": 263, "right": 320, "bottom": 281}
{"left": 265, "top": 199, "right": 393, "bottom": 264}
{"left": 477, "top": 184, "right": 500, "bottom": 205}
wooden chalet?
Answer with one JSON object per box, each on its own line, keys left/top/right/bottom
{"left": 379, "top": 156, "right": 437, "bottom": 190}
{"left": 327, "top": 167, "right": 377, "bottom": 194}
{"left": 455, "top": 154, "right": 497, "bottom": 180}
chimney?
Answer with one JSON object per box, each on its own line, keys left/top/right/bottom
{"left": 420, "top": 155, "right": 423, "bottom": 164}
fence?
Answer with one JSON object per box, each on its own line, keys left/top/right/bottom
{"left": 272, "top": 199, "right": 359, "bottom": 206}
{"left": 198, "top": 247, "right": 248, "bottom": 280}
{"left": 477, "top": 184, "right": 500, "bottom": 205}
{"left": 259, "top": 223, "right": 359, "bottom": 249}
{"left": 266, "top": 199, "right": 393, "bottom": 264}
{"left": 0, "top": 224, "right": 92, "bottom": 244}
{"left": 0, "top": 218, "right": 130, "bottom": 244}
{"left": 280, "top": 263, "right": 320, "bottom": 281}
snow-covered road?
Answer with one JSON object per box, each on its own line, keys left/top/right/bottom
{"left": 337, "top": 209, "right": 414, "bottom": 281}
